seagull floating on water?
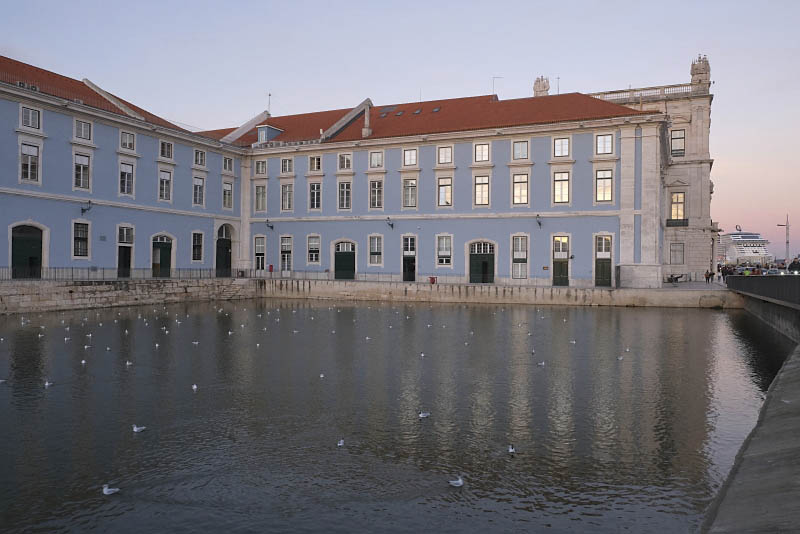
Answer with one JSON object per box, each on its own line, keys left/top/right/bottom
{"left": 537, "top": 361, "right": 545, "bottom": 367}
{"left": 192, "top": 384, "right": 198, "bottom": 392}
{"left": 337, "top": 439, "right": 345, "bottom": 447}
{"left": 418, "top": 411, "right": 431, "bottom": 419}
{"left": 625, "top": 347, "right": 631, "bottom": 352}
{"left": 102, "top": 484, "right": 119, "bottom": 495}
{"left": 319, "top": 373, "right": 325, "bottom": 379}
{"left": 192, "top": 341, "right": 199, "bottom": 345}
{"left": 126, "top": 361, "right": 132, "bottom": 367}
{"left": 569, "top": 340, "right": 576, "bottom": 344}
{"left": 449, "top": 476, "right": 464, "bottom": 487}
{"left": 132, "top": 424, "right": 146, "bottom": 432}
{"left": 617, "top": 356, "right": 624, "bottom": 361}
{"left": 508, "top": 444, "right": 516, "bottom": 454}
{"left": 65, "top": 337, "right": 70, "bottom": 342}
{"left": 81, "top": 359, "right": 86, "bottom": 365}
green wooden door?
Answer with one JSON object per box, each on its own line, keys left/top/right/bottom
{"left": 216, "top": 238, "right": 232, "bottom": 277}
{"left": 595, "top": 259, "right": 611, "bottom": 287}
{"left": 117, "top": 246, "right": 132, "bottom": 278}
{"left": 152, "top": 242, "right": 171, "bottom": 278}
{"left": 469, "top": 254, "right": 494, "bottom": 283}
{"left": 11, "top": 225, "right": 42, "bottom": 279}
{"left": 403, "top": 256, "right": 416, "bottom": 281}
{"left": 335, "top": 251, "right": 355, "bottom": 279}
{"left": 553, "top": 260, "right": 569, "bottom": 286}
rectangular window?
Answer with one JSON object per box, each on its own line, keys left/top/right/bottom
{"left": 280, "top": 237, "right": 292, "bottom": 271}
{"left": 553, "top": 236, "right": 569, "bottom": 258}
{"left": 160, "top": 141, "right": 173, "bottom": 159}
{"left": 596, "top": 235, "right": 612, "bottom": 258}
{"left": 513, "top": 174, "right": 528, "bottom": 205}
{"left": 75, "top": 120, "right": 91, "bottom": 140}
{"left": 118, "top": 226, "right": 134, "bottom": 245}
{"left": 281, "top": 183, "right": 293, "bottom": 211}
{"left": 670, "top": 243, "right": 685, "bottom": 265}
{"left": 474, "top": 175, "right": 489, "bottom": 205}
{"left": 255, "top": 160, "right": 266, "bottom": 174}
{"left": 194, "top": 150, "right": 206, "bottom": 166}
{"left": 309, "top": 182, "right": 321, "bottom": 210}
{"left": 21, "top": 143, "right": 39, "bottom": 181}
{"left": 22, "top": 107, "right": 40, "bottom": 129}
{"left": 403, "top": 178, "right": 417, "bottom": 208}
{"left": 437, "top": 235, "right": 452, "bottom": 265}
{"left": 119, "top": 163, "right": 133, "bottom": 195}
{"left": 192, "top": 232, "right": 203, "bottom": 261}
{"left": 438, "top": 177, "right": 452, "bottom": 207}
{"left": 338, "top": 181, "right": 351, "bottom": 209}
{"left": 403, "top": 236, "right": 416, "bottom": 254}
{"left": 369, "top": 235, "right": 382, "bottom": 265}
{"left": 403, "top": 149, "right": 417, "bottom": 166}
{"left": 281, "top": 158, "right": 293, "bottom": 174}
{"left": 595, "top": 170, "right": 612, "bottom": 202}
{"left": 307, "top": 235, "right": 320, "bottom": 263}
{"left": 513, "top": 141, "right": 528, "bottom": 160}
{"left": 554, "top": 137, "right": 569, "bottom": 157}
{"left": 338, "top": 153, "right": 351, "bottom": 170}
{"left": 554, "top": 172, "right": 569, "bottom": 203}
{"left": 309, "top": 156, "right": 321, "bottom": 171}
{"left": 512, "top": 235, "right": 528, "bottom": 279}
{"left": 671, "top": 192, "right": 685, "bottom": 220}
{"left": 73, "top": 222, "right": 89, "bottom": 257}
{"left": 254, "top": 236, "right": 266, "bottom": 270}
{"left": 255, "top": 184, "right": 266, "bottom": 212}
{"left": 121, "top": 131, "right": 135, "bottom": 150}
{"left": 370, "top": 180, "right": 383, "bottom": 208}
{"left": 223, "top": 157, "right": 233, "bottom": 172}
{"left": 671, "top": 130, "right": 685, "bottom": 157}
{"left": 596, "top": 134, "right": 613, "bottom": 155}
{"left": 474, "top": 143, "right": 489, "bottom": 162}
{"left": 74, "top": 154, "right": 90, "bottom": 189}
{"left": 158, "top": 170, "right": 171, "bottom": 200}
{"left": 193, "top": 177, "right": 205, "bottom": 206}
{"left": 438, "top": 146, "right": 452, "bottom": 165}
{"left": 223, "top": 182, "right": 233, "bottom": 209}
{"left": 369, "top": 151, "right": 383, "bottom": 168}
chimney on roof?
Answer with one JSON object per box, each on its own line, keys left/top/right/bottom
{"left": 362, "top": 102, "right": 372, "bottom": 138}
{"left": 533, "top": 76, "right": 550, "bottom": 97}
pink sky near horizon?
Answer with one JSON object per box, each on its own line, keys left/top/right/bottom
{"left": 2, "top": 1, "right": 798, "bottom": 258}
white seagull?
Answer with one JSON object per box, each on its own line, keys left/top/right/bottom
{"left": 192, "top": 384, "right": 198, "bottom": 392}
{"left": 508, "top": 444, "right": 516, "bottom": 454}
{"left": 537, "top": 361, "right": 545, "bottom": 367}
{"left": 81, "top": 359, "right": 86, "bottom": 365}
{"left": 449, "top": 476, "right": 464, "bottom": 487}
{"left": 418, "top": 411, "right": 431, "bottom": 419}
{"left": 44, "top": 380, "right": 52, "bottom": 388}
{"left": 126, "top": 361, "right": 132, "bottom": 367}
{"left": 102, "top": 484, "right": 120, "bottom": 495}
{"left": 132, "top": 424, "right": 146, "bottom": 433}
{"left": 337, "top": 439, "right": 345, "bottom": 447}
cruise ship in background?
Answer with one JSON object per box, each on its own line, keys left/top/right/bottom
{"left": 717, "top": 226, "right": 774, "bottom": 265}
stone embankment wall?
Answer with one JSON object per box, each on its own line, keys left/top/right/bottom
{"left": 0, "top": 278, "right": 743, "bottom": 314}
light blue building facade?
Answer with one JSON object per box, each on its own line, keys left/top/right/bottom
{"left": 1, "top": 55, "right": 715, "bottom": 288}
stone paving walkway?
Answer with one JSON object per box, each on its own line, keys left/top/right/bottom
{"left": 703, "top": 343, "right": 800, "bottom": 533}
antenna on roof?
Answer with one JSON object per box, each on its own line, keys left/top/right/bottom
{"left": 557, "top": 77, "right": 560, "bottom": 95}
{"left": 492, "top": 76, "right": 504, "bottom": 96}
{"left": 267, "top": 92, "right": 271, "bottom": 115}
{"left": 419, "top": 88, "right": 422, "bottom": 103}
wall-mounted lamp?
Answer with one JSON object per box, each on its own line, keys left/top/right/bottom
{"left": 80, "top": 200, "right": 93, "bottom": 215}
{"left": 386, "top": 217, "right": 394, "bottom": 229}
{"left": 536, "top": 214, "right": 542, "bottom": 228}
{"left": 265, "top": 219, "right": 274, "bottom": 230}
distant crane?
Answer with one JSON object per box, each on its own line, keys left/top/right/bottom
{"left": 777, "top": 214, "right": 791, "bottom": 265}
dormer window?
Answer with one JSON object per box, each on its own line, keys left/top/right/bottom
{"left": 258, "top": 127, "right": 268, "bottom": 143}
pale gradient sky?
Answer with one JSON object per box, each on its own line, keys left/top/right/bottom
{"left": 3, "top": 0, "right": 799, "bottom": 258}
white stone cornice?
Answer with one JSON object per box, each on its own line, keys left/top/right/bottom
{"left": 251, "top": 209, "right": 639, "bottom": 224}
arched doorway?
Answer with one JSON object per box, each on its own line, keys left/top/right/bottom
{"left": 11, "top": 225, "right": 43, "bottom": 279}
{"left": 216, "top": 224, "right": 233, "bottom": 277}
{"left": 152, "top": 235, "right": 172, "bottom": 278}
{"left": 334, "top": 241, "right": 355, "bottom": 280}
{"left": 469, "top": 241, "right": 495, "bottom": 283}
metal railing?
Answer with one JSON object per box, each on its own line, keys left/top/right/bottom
{"left": 726, "top": 275, "right": 800, "bottom": 307}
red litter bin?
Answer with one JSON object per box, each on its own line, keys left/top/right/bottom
{"left": 429, "top": 276, "right": 437, "bottom": 284}
{"left": 268, "top": 264, "right": 273, "bottom": 273}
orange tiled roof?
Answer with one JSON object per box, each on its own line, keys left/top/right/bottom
{"left": 0, "top": 55, "right": 185, "bottom": 132}
{"left": 196, "top": 127, "right": 236, "bottom": 140}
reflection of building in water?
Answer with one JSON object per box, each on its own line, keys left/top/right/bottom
{"left": 718, "top": 230, "right": 774, "bottom": 265}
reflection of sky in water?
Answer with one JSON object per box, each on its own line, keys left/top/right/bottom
{"left": 0, "top": 302, "right": 792, "bottom": 533}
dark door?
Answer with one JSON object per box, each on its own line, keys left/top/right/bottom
{"left": 334, "top": 251, "right": 355, "bottom": 279}
{"left": 216, "top": 238, "right": 232, "bottom": 277}
{"left": 469, "top": 254, "right": 494, "bottom": 283}
{"left": 11, "top": 225, "right": 42, "bottom": 279}
{"left": 152, "top": 242, "right": 172, "bottom": 278}
{"left": 403, "top": 256, "right": 416, "bottom": 281}
{"left": 595, "top": 259, "right": 611, "bottom": 287}
{"left": 553, "top": 261, "right": 569, "bottom": 286}
{"left": 117, "top": 246, "right": 132, "bottom": 278}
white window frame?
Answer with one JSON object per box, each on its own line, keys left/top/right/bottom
{"left": 511, "top": 173, "right": 529, "bottom": 207}
{"left": 338, "top": 152, "right": 352, "bottom": 171}
{"left": 74, "top": 119, "right": 92, "bottom": 141}
{"left": 307, "top": 234, "right": 321, "bottom": 265}
{"left": 19, "top": 138, "right": 42, "bottom": 185}
{"left": 192, "top": 176, "right": 206, "bottom": 207}
{"left": 308, "top": 155, "right": 322, "bottom": 173}
{"left": 473, "top": 174, "right": 490, "bottom": 208}
{"left": 369, "top": 177, "right": 384, "bottom": 211}
{"left": 159, "top": 140, "right": 174, "bottom": 161}
{"left": 437, "top": 176, "right": 453, "bottom": 208}
{"left": 119, "top": 130, "right": 136, "bottom": 153}
{"left": 254, "top": 234, "right": 267, "bottom": 270}
{"left": 552, "top": 170, "right": 570, "bottom": 206}
{"left": 158, "top": 168, "right": 173, "bottom": 203}
{"left": 71, "top": 219, "right": 92, "bottom": 261}
{"left": 553, "top": 137, "right": 570, "bottom": 158}
{"left": 115, "top": 223, "right": 135, "bottom": 271}
{"left": 435, "top": 233, "right": 453, "bottom": 268}
{"left": 281, "top": 157, "right": 294, "bottom": 174}
{"left": 337, "top": 179, "right": 352, "bottom": 211}
{"left": 512, "top": 140, "right": 529, "bottom": 161}
{"left": 550, "top": 233, "right": 572, "bottom": 286}
{"left": 402, "top": 176, "right": 418, "bottom": 210}
{"left": 255, "top": 160, "right": 267, "bottom": 175}
{"left": 403, "top": 148, "right": 418, "bottom": 167}
{"left": 369, "top": 150, "right": 384, "bottom": 169}
{"left": 194, "top": 149, "right": 206, "bottom": 168}
{"left": 223, "top": 156, "right": 234, "bottom": 174}
{"left": 595, "top": 133, "right": 613, "bottom": 155}
{"left": 222, "top": 180, "right": 234, "bottom": 210}
{"left": 594, "top": 169, "right": 613, "bottom": 203}
{"left": 280, "top": 235, "right": 293, "bottom": 272}
{"left": 280, "top": 181, "right": 294, "bottom": 212}
{"left": 592, "top": 232, "right": 615, "bottom": 287}
{"left": 19, "top": 104, "right": 42, "bottom": 131}
{"left": 308, "top": 180, "right": 322, "bottom": 211}
{"left": 72, "top": 150, "right": 92, "bottom": 193}
{"left": 368, "top": 233, "right": 383, "bottom": 267}
{"left": 511, "top": 234, "right": 529, "bottom": 280}
{"left": 118, "top": 158, "right": 136, "bottom": 198}
{"left": 254, "top": 181, "right": 267, "bottom": 213}
{"left": 474, "top": 142, "right": 490, "bottom": 163}
{"left": 437, "top": 145, "right": 453, "bottom": 166}
{"left": 191, "top": 231, "right": 204, "bottom": 263}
